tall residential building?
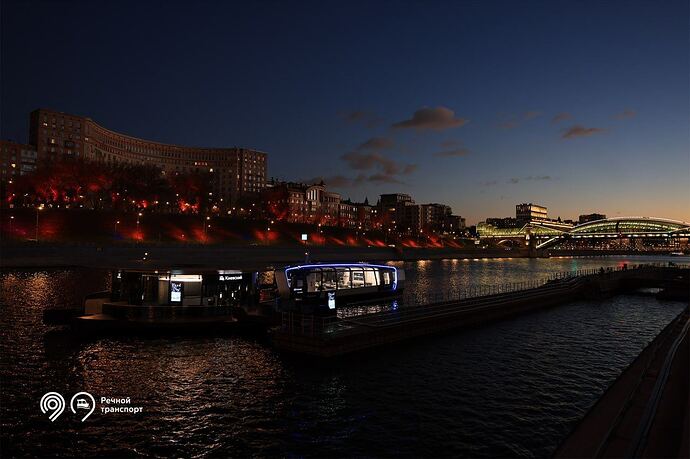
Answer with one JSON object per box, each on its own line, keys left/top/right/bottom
{"left": 516, "top": 203, "right": 548, "bottom": 223}
{"left": 0, "top": 140, "right": 38, "bottom": 184}
{"left": 28, "top": 108, "right": 267, "bottom": 205}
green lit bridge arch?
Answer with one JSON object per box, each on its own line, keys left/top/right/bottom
{"left": 477, "top": 217, "right": 690, "bottom": 250}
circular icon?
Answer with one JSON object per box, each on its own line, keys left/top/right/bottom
{"left": 40, "top": 392, "right": 65, "bottom": 422}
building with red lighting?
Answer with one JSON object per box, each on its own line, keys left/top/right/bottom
{"left": 0, "top": 140, "right": 38, "bottom": 185}
{"left": 263, "top": 180, "right": 373, "bottom": 228}
{"left": 28, "top": 108, "right": 267, "bottom": 205}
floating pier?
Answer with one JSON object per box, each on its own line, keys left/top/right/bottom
{"left": 271, "top": 265, "right": 689, "bottom": 357}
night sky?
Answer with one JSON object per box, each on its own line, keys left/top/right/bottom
{"left": 2, "top": 0, "right": 688, "bottom": 224}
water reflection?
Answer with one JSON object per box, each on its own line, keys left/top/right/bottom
{"left": 1, "top": 255, "right": 688, "bottom": 457}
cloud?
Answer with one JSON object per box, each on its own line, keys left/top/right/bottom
{"left": 480, "top": 180, "right": 498, "bottom": 187}
{"left": 341, "top": 151, "right": 416, "bottom": 176}
{"left": 562, "top": 125, "right": 606, "bottom": 139}
{"left": 507, "top": 175, "right": 552, "bottom": 184}
{"left": 440, "top": 139, "right": 460, "bottom": 148}
{"left": 392, "top": 106, "right": 468, "bottom": 131}
{"left": 498, "top": 111, "right": 541, "bottom": 129}
{"left": 434, "top": 147, "right": 471, "bottom": 157}
{"left": 402, "top": 164, "right": 418, "bottom": 174}
{"left": 613, "top": 109, "right": 636, "bottom": 120}
{"left": 357, "top": 136, "right": 395, "bottom": 151}
{"left": 364, "top": 173, "right": 406, "bottom": 185}
{"left": 499, "top": 119, "right": 519, "bottom": 129}
{"left": 338, "top": 110, "right": 382, "bottom": 128}
{"left": 341, "top": 151, "right": 398, "bottom": 175}
{"left": 300, "top": 175, "right": 354, "bottom": 188}
{"left": 552, "top": 112, "right": 573, "bottom": 124}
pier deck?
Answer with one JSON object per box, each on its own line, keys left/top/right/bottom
{"left": 271, "top": 265, "right": 689, "bottom": 357}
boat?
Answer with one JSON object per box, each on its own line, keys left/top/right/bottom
{"left": 670, "top": 252, "right": 686, "bottom": 256}
{"left": 273, "top": 263, "right": 404, "bottom": 312}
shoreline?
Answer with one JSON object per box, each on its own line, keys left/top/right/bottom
{"left": 0, "top": 243, "right": 683, "bottom": 270}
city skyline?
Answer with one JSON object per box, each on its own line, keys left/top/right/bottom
{"left": 2, "top": 0, "right": 689, "bottom": 225}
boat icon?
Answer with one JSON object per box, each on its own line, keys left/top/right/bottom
{"left": 76, "top": 399, "right": 90, "bottom": 409}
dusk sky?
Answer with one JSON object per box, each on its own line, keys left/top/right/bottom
{"left": 2, "top": 0, "right": 688, "bottom": 224}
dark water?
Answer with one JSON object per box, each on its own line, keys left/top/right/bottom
{"left": 1, "top": 256, "right": 687, "bottom": 457}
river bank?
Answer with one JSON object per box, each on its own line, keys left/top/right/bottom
{"left": 2, "top": 243, "right": 681, "bottom": 269}
{"left": 0, "top": 243, "right": 528, "bottom": 269}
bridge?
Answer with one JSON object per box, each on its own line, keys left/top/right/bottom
{"left": 477, "top": 217, "right": 690, "bottom": 250}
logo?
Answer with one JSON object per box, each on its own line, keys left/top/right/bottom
{"left": 70, "top": 391, "right": 96, "bottom": 422}
{"left": 40, "top": 392, "right": 66, "bottom": 422}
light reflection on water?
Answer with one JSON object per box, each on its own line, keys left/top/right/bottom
{"left": 1, "top": 255, "right": 687, "bottom": 457}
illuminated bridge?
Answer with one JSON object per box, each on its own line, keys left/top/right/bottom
{"left": 477, "top": 217, "right": 690, "bottom": 250}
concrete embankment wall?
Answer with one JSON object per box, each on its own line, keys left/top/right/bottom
{"left": 0, "top": 244, "right": 526, "bottom": 269}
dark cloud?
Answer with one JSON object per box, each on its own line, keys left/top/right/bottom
{"left": 551, "top": 112, "right": 573, "bottom": 124}
{"left": 339, "top": 149, "right": 417, "bottom": 186}
{"left": 364, "top": 173, "right": 406, "bottom": 185}
{"left": 562, "top": 125, "right": 606, "bottom": 139}
{"left": 613, "top": 109, "right": 636, "bottom": 120}
{"left": 499, "top": 119, "right": 519, "bottom": 129}
{"left": 357, "top": 136, "right": 395, "bottom": 151}
{"left": 341, "top": 151, "right": 399, "bottom": 175}
{"left": 392, "top": 106, "right": 468, "bottom": 131}
{"left": 498, "top": 111, "right": 541, "bottom": 129}
{"left": 341, "top": 151, "right": 417, "bottom": 177}
{"left": 440, "top": 139, "right": 460, "bottom": 148}
{"left": 434, "top": 147, "right": 470, "bottom": 157}
{"left": 338, "top": 110, "right": 382, "bottom": 128}
{"left": 480, "top": 180, "right": 498, "bottom": 187}
{"left": 507, "top": 175, "right": 552, "bottom": 184}
{"left": 402, "top": 164, "right": 418, "bottom": 174}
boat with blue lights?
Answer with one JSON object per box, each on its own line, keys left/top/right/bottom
{"left": 274, "top": 263, "right": 404, "bottom": 312}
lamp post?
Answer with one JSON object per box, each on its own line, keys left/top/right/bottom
{"left": 136, "top": 212, "right": 142, "bottom": 241}
{"left": 114, "top": 220, "right": 120, "bottom": 236}
{"left": 204, "top": 216, "right": 210, "bottom": 243}
{"left": 9, "top": 215, "right": 14, "bottom": 238}
{"left": 35, "top": 205, "right": 44, "bottom": 241}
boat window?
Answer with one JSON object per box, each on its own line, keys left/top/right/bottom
{"left": 322, "top": 268, "right": 337, "bottom": 291}
{"left": 351, "top": 268, "right": 365, "bottom": 288}
{"left": 373, "top": 269, "right": 381, "bottom": 286}
{"left": 363, "top": 267, "right": 377, "bottom": 287}
{"left": 380, "top": 270, "right": 391, "bottom": 285}
{"left": 337, "top": 268, "right": 352, "bottom": 289}
{"left": 306, "top": 269, "right": 321, "bottom": 292}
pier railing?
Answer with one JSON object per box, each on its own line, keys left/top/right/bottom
{"left": 280, "top": 263, "right": 688, "bottom": 336}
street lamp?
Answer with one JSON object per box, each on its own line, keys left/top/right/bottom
{"left": 136, "top": 212, "right": 143, "bottom": 240}
{"left": 35, "top": 205, "right": 44, "bottom": 241}
{"left": 114, "top": 220, "right": 120, "bottom": 235}
{"left": 9, "top": 215, "right": 14, "bottom": 237}
{"left": 204, "top": 215, "right": 210, "bottom": 243}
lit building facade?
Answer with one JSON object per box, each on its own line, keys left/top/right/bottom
{"left": 263, "top": 180, "right": 372, "bottom": 228}
{"left": 28, "top": 108, "right": 267, "bottom": 205}
{"left": 516, "top": 203, "right": 548, "bottom": 223}
{"left": 0, "top": 140, "right": 38, "bottom": 184}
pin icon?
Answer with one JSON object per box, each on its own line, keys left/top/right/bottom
{"left": 40, "top": 392, "right": 65, "bottom": 422}
{"left": 70, "top": 392, "right": 96, "bottom": 422}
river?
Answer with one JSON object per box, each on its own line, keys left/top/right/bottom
{"left": 1, "top": 255, "right": 687, "bottom": 457}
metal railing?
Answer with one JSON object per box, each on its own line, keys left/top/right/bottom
{"left": 280, "top": 263, "right": 688, "bottom": 337}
